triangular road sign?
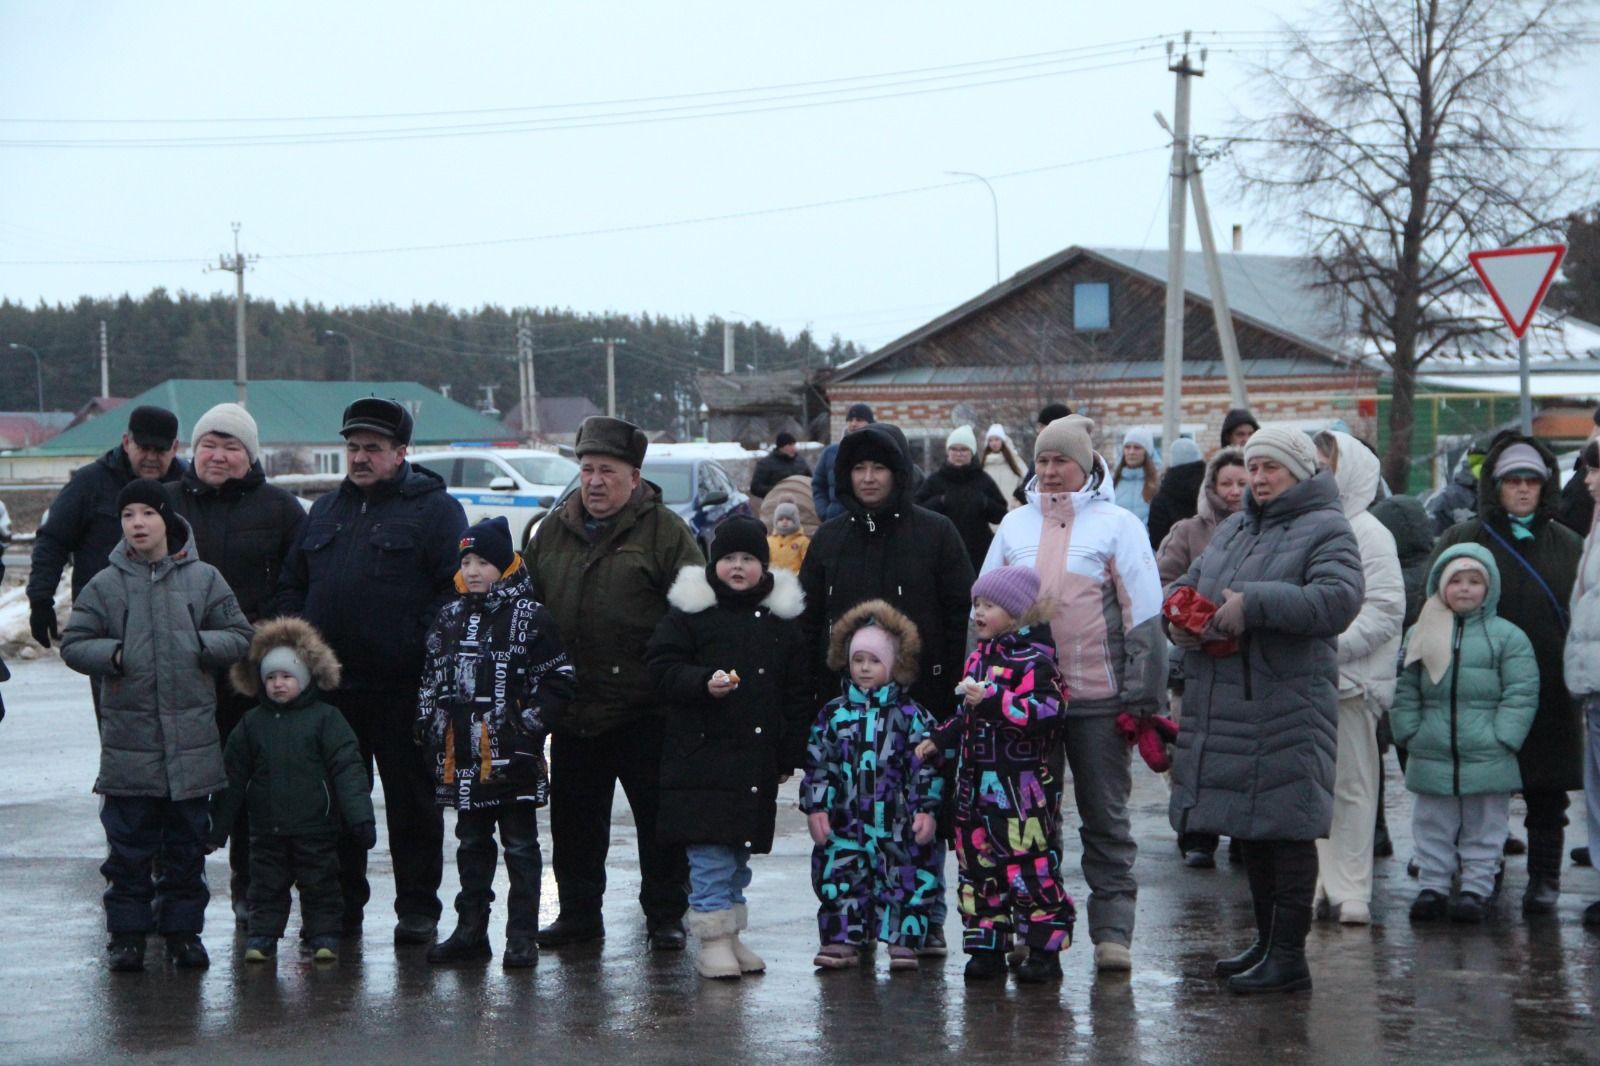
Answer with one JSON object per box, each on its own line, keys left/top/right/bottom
{"left": 1468, "top": 244, "right": 1567, "bottom": 339}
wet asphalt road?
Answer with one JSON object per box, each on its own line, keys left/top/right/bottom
{"left": 1, "top": 656, "right": 1596, "bottom": 1065}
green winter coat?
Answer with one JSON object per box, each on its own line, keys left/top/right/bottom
{"left": 525, "top": 480, "right": 704, "bottom": 737}
{"left": 210, "top": 688, "right": 375, "bottom": 842}
{"left": 1389, "top": 544, "right": 1540, "bottom": 797}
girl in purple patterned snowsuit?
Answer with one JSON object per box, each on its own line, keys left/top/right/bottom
{"left": 919, "top": 565, "right": 1075, "bottom": 983}
{"left": 800, "top": 600, "right": 943, "bottom": 972}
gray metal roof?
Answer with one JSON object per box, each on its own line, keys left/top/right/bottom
{"left": 847, "top": 355, "right": 1354, "bottom": 387}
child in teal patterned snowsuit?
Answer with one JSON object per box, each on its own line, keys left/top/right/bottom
{"left": 800, "top": 600, "right": 943, "bottom": 971}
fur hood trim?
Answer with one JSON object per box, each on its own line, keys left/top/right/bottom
{"left": 665, "top": 565, "right": 805, "bottom": 619}
{"left": 230, "top": 617, "right": 343, "bottom": 697}
{"left": 825, "top": 599, "right": 922, "bottom": 685}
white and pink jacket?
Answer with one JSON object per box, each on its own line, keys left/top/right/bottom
{"left": 980, "top": 455, "right": 1166, "bottom": 716}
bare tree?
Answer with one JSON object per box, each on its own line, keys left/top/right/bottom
{"left": 1231, "top": 0, "right": 1595, "bottom": 489}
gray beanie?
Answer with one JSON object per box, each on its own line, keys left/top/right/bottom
{"left": 1244, "top": 425, "right": 1319, "bottom": 482}
{"left": 1033, "top": 414, "right": 1097, "bottom": 479}
{"left": 260, "top": 646, "right": 311, "bottom": 691}
{"left": 192, "top": 402, "right": 260, "bottom": 463}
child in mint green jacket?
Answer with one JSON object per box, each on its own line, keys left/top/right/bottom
{"left": 1389, "top": 544, "right": 1538, "bottom": 924}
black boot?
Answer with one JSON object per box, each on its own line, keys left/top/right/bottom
{"left": 536, "top": 912, "right": 604, "bottom": 948}
{"left": 1015, "top": 950, "right": 1063, "bottom": 984}
{"left": 503, "top": 936, "right": 539, "bottom": 969}
{"left": 107, "top": 933, "right": 146, "bottom": 973}
{"left": 963, "top": 950, "right": 1007, "bottom": 981}
{"left": 165, "top": 933, "right": 210, "bottom": 970}
{"left": 1523, "top": 827, "right": 1564, "bottom": 917}
{"left": 428, "top": 909, "right": 492, "bottom": 964}
{"left": 1214, "top": 897, "right": 1274, "bottom": 977}
{"left": 1372, "top": 777, "right": 1394, "bottom": 858}
{"left": 1228, "top": 905, "right": 1311, "bottom": 995}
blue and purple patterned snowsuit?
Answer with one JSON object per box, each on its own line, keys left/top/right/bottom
{"left": 929, "top": 623, "right": 1075, "bottom": 954}
{"left": 800, "top": 681, "right": 943, "bottom": 949}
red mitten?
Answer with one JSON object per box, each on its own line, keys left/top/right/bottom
{"left": 1136, "top": 718, "right": 1173, "bottom": 773}
{"left": 1148, "top": 714, "right": 1179, "bottom": 744}
{"left": 1114, "top": 711, "right": 1140, "bottom": 745}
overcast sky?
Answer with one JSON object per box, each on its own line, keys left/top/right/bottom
{"left": 2, "top": 1, "right": 1596, "bottom": 355}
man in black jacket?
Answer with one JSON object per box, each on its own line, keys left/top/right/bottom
{"left": 167, "top": 402, "right": 306, "bottom": 926}
{"left": 277, "top": 398, "right": 468, "bottom": 945}
{"left": 749, "top": 432, "right": 811, "bottom": 499}
{"left": 798, "top": 421, "right": 975, "bottom": 955}
{"left": 28, "top": 405, "right": 183, "bottom": 719}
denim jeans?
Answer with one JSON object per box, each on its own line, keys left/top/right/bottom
{"left": 686, "top": 844, "right": 752, "bottom": 913}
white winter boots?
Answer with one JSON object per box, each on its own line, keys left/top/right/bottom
{"left": 687, "top": 906, "right": 766, "bottom": 980}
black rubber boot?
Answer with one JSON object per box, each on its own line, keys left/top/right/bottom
{"left": 1015, "top": 950, "right": 1063, "bottom": 984}
{"left": 1228, "top": 905, "right": 1312, "bottom": 995}
{"left": 107, "top": 933, "right": 146, "bottom": 973}
{"left": 536, "top": 912, "right": 605, "bottom": 948}
{"left": 1523, "top": 827, "right": 1564, "bottom": 916}
{"left": 1372, "top": 776, "right": 1394, "bottom": 858}
{"left": 166, "top": 933, "right": 210, "bottom": 970}
{"left": 427, "top": 909, "right": 492, "bottom": 964}
{"left": 963, "top": 950, "right": 1007, "bottom": 981}
{"left": 1214, "top": 897, "right": 1274, "bottom": 977}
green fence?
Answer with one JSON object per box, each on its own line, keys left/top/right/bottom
{"left": 1374, "top": 389, "right": 1516, "bottom": 496}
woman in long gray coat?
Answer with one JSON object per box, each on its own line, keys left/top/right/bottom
{"left": 1166, "top": 426, "right": 1363, "bottom": 996}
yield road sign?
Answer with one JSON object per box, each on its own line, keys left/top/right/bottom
{"left": 1468, "top": 244, "right": 1567, "bottom": 339}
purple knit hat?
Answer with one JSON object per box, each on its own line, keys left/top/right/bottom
{"left": 972, "top": 566, "right": 1041, "bottom": 620}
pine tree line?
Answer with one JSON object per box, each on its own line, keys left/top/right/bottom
{"left": 0, "top": 289, "right": 864, "bottom": 429}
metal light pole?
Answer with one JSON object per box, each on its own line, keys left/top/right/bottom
{"left": 6, "top": 342, "right": 43, "bottom": 411}
{"left": 945, "top": 171, "right": 1001, "bottom": 284}
{"left": 321, "top": 329, "right": 357, "bottom": 379}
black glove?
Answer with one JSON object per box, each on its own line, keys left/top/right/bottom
{"left": 29, "top": 599, "right": 58, "bottom": 649}
{"left": 412, "top": 715, "right": 429, "bottom": 748}
{"left": 353, "top": 822, "right": 378, "bottom": 851}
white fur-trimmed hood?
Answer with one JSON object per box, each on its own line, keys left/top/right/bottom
{"left": 665, "top": 565, "right": 805, "bottom": 619}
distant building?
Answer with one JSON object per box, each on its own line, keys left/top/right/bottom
{"left": 695, "top": 368, "right": 825, "bottom": 446}
{"left": 0, "top": 379, "right": 515, "bottom": 481}
{"left": 499, "top": 395, "right": 605, "bottom": 443}
{"left": 0, "top": 411, "right": 76, "bottom": 450}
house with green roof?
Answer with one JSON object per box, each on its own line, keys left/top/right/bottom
{"left": 0, "top": 380, "right": 516, "bottom": 481}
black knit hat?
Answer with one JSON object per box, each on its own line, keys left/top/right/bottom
{"left": 846, "top": 403, "right": 875, "bottom": 424}
{"left": 116, "top": 478, "right": 183, "bottom": 553}
{"left": 127, "top": 405, "right": 178, "bottom": 450}
{"left": 708, "top": 514, "right": 770, "bottom": 568}
{"left": 1037, "top": 402, "right": 1072, "bottom": 427}
{"left": 775, "top": 431, "right": 797, "bottom": 448}
{"left": 340, "top": 397, "right": 414, "bottom": 445}
{"left": 575, "top": 415, "right": 648, "bottom": 468}
{"left": 459, "top": 515, "right": 515, "bottom": 573}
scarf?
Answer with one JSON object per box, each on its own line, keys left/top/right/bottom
{"left": 1509, "top": 513, "right": 1537, "bottom": 541}
{"left": 1404, "top": 557, "right": 1489, "bottom": 684}
{"left": 706, "top": 569, "right": 775, "bottom": 609}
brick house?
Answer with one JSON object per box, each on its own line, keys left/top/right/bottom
{"left": 822, "top": 245, "right": 1379, "bottom": 466}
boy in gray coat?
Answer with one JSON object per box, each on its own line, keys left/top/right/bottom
{"left": 61, "top": 480, "right": 253, "bottom": 973}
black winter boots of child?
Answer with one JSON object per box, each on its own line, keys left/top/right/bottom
{"left": 428, "top": 908, "right": 493, "bottom": 965}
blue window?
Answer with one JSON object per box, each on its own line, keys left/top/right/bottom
{"left": 1074, "top": 282, "right": 1111, "bottom": 332}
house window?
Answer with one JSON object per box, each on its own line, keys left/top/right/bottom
{"left": 1074, "top": 282, "right": 1111, "bottom": 332}
{"left": 314, "top": 450, "right": 343, "bottom": 475}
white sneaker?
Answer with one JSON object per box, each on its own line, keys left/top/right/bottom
{"left": 1337, "top": 900, "right": 1371, "bottom": 925}
{"left": 1094, "top": 941, "right": 1132, "bottom": 972}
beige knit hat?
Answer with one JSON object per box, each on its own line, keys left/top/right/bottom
{"left": 1033, "top": 415, "right": 1097, "bottom": 478}
{"left": 1243, "top": 425, "right": 1318, "bottom": 482}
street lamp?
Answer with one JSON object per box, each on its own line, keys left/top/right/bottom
{"left": 945, "top": 170, "right": 1001, "bottom": 284}
{"left": 6, "top": 342, "right": 43, "bottom": 411}
{"left": 321, "top": 330, "right": 357, "bottom": 380}
{"left": 729, "top": 311, "right": 758, "bottom": 372}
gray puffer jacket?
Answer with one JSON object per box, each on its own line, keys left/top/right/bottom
{"left": 1167, "top": 470, "right": 1364, "bottom": 841}
{"left": 60, "top": 518, "right": 254, "bottom": 801}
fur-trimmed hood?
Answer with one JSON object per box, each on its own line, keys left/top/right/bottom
{"left": 1196, "top": 446, "right": 1245, "bottom": 523}
{"left": 825, "top": 598, "right": 922, "bottom": 686}
{"left": 230, "top": 616, "right": 343, "bottom": 697}
{"left": 665, "top": 565, "right": 805, "bottom": 619}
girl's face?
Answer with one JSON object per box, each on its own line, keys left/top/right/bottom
{"left": 986, "top": 436, "right": 1003, "bottom": 453}
{"left": 264, "top": 670, "right": 303, "bottom": 703}
{"left": 775, "top": 514, "right": 800, "bottom": 535}
{"left": 1443, "top": 569, "right": 1488, "bottom": 614}
{"left": 1247, "top": 457, "right": 1297, "bottom": 504}
{"left": 1215, "top": 463, "right": 1248, "bottom": 513}
{"left": 850, "top": 649, "right": 890, "bottom": 691}
{"left": 459, "top": 553, "right": 502, "bottom": 594}
{"left": 946, "top": 445, "right": 973, "bottom": 467}
{"left": 1585, "top": 464, "right": 1600, "bottom": 503}
{"left": 1123, "top": 443, "right": 1147, "bottom": 467}
{"left": 972, "top": 596, "right": 1017, "bottom": 639}
{"left": 715, "top": 551, "right": 764, "bottom": 590}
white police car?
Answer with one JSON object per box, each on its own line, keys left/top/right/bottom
{"left": 409, "top": 446, "right": 580, "bottom": 545}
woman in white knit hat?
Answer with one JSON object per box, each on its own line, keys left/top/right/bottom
{"left": 981, "top": 424, "right": 1025, "bottom": 511}
{"left": 916, "top": 425, "right": 1008, "bottom": 570}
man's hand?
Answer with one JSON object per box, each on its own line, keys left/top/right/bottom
{"left": 912, "top": 812, "right": 937, "bottom": 846}
{"left": 29, "top": 600, "right": 58, "bottom": 649}
{"left": 807, "top": 811, "right": 832, "bottom": 846}
{"left": 1205, "top": 588, "right": 1247, "bottom": 639}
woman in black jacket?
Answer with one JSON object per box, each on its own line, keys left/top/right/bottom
{"left": 916, "top": 425, "right": 1008, "bottom": 570}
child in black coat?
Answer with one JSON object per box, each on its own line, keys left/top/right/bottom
{"left": 647, "top": 515, "right": 810, "bottom": 979}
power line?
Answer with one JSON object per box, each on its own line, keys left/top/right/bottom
{"left": 0, "top": 146, "right": 1167, "bottom": 266}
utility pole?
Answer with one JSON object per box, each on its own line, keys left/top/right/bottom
{"left": 98, "top": 320, "right": 110, "bottom": 399}
{"left": 517, "top": 315, "right": 539, "bottom": 437}
{"left": 1188, "top": 164, "right": 1248, "bottom": 409}
{"left": 209, "top": 223, "right": 257, "bottom": 407}
{"left": 591, "top": 336, "right": 627, "bottom": 417}
{"left": 1160, "top": 34, "right": 1201, "bottom": 452}
{"left": 722, "top": 322, "right": 734, "bottom": 374}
